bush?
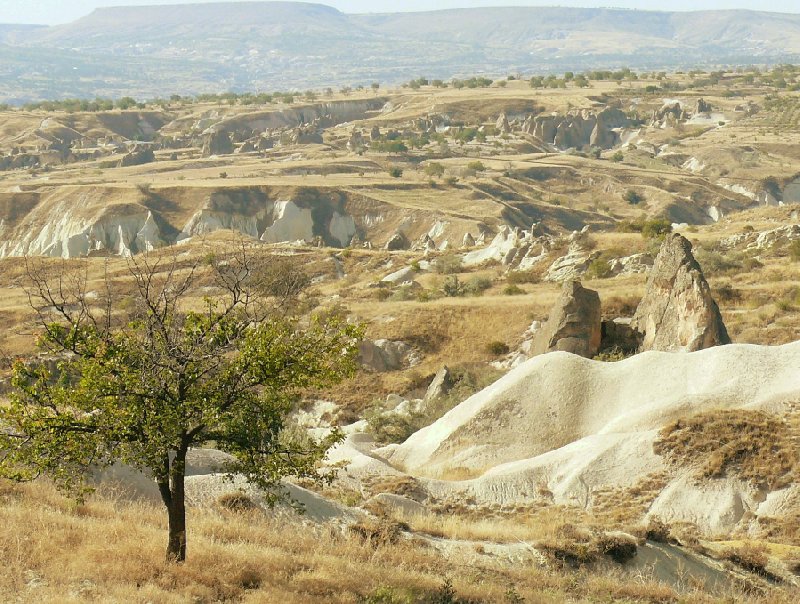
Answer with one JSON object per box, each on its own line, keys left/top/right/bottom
{"left": 486, "top": 341, "right": 510, "bottom": 355}
{"left": 464, "top": 276, "right": 492, "bottom": 296}
{"left": 585, "top": 258, "right": 613, "bottom": 280}
{"left": 790, "top": 240, "right": 800, "bottom": 262}
{"left": 442, "top": 275, "right": 465, "bottom": 297}
{"left": 424, "top": 162, "right": 446, "bottom": 178}
{"left": 507, "top": 270, "right": 539, "bottom": 285}
{"left": 611, "top": 151, "right": 624, "bottom": 162}
{"left": 389, "top": 167, "right": 403, "bottom": 178}
{"left": 623, "top": 189, "right": 644, "bottom": 205}
{"left": 434, "top": 253, "right": 463, "bottom": 274}
{"left": 466, "top": 160, "right": 486, "bottom": 173}
{"left": 503, "top": 284, "right": 525, "bottom": 296}
{"left": 641, "top": 218, "right": 672, "bottom": 240}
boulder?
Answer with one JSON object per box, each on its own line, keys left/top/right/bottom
{"left": 425, "top": 366, "right": 454, "bottom": 402}
{"left": 117, "top": 148, "right": 155, "bottom": 167}
{"left": 532, "top": 280, "right": 601, "bottom": 358}
{"left": 462, "top": 233, "right": 476, "bottom": 248}
{"left": 201, "top": 130, "right": 233, "bottom": 156}
{"left": 384, "top": 232, "right": 409, "bottom": 251}
{"left": 631, "top": 233, "right": 730, "bottom": 352}
{"left": 695, "top": 98, "right": 712, "bottom": 114}
{"left": 359, "top": 339, "right": 414, "bottom": 372}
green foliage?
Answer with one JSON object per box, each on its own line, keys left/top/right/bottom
{"left": 585, "top": 258, "right": 613, "bottom": 280}
{"left": 466, "top": 160, "right": 486, "bottom": 172}
{"left": 0, "top": 252, "right": 362, "bottom": 561}
{"left": 611, "top": 151, "right": 624, "bottom": 162}
{"left": 433, "top": 253, "right": 463, "bottom": 275}
{"left": 424, "top": 162, "right": 446, "bottom": 178}
{"left": 641, "top": 218, "right": 672, "bottom": 240}
{"left": 388, "top": 167, "right": 404, "bottom": 178}
{"left": 463, "top": 276, "right": 492, "bottom": 296}
{"left": 373, "top": 140, "right": 408, "bottom": 153}
{"left": 442, "top": 275, "right": 465, "bottom": 297}
{"left": 623, "top": 189, "right": 644, "bottom": 205}
{"left": 503, "top": 284, "right": 525, "bottom": 296}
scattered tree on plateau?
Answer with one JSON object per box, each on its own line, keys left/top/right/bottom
{"left": 0, "top": 247, "right": 362, "bottom": 562}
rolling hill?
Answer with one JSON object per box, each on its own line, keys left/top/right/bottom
{"left": 2, "top": 3, "right": 800, "bottom": 101}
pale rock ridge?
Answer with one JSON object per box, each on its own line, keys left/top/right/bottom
{"left": 376, "top": 341, "right": 800, "bottom": 533}
{"left": 631, "top": 233, "right": 730, "bottom": 352}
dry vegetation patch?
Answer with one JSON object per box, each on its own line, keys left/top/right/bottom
{"left": 653, "top": 409, "right": 799, "bottom": 489}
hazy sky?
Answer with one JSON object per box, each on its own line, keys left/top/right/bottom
{"left": 1, "top": 0, "right": 798, "bottom": 25}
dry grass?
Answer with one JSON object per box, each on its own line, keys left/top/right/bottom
{"left": 3, "top": 480, "right": 787, "bottom": 603}
{"left": 654, "top": 409, "right": 799, "bottom": 490}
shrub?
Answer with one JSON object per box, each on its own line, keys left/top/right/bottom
{"left": 503, "top": 284, "right": 525, "bottom": 296}
{"left": 623, "top": 189, "right": 644, "bottom": 205}
{"left": 434, "top": 253, "right": 463, "bottom": 274}
{"left": 585, "top": 258, "right": 613, "bottom": 280}
{"left": 442, "top": 275, "right": 465, "bottom": 297}
{"left": 507, "top": 270, "right": 539, "bottom": 285}
{"left": 790, "top": 240, "right": 800, "bottom": 262}
{"left": 466, "top": 160, "right": 486, "bottom": 173}
{"left": 654, "top": 409, "right": 798, "bottom": 489}
{"left": 425, "top": 162, "right": 446, "bottom": 178}
{"left": 464, "top": 276, "right": 492, "bottom": 296}
{"left": 695, "top": 249, "right": 741, "bottom": 274}
{"left": 217, "top": 492, "right": 258, "bottom": 513}
{"left": 486, "top": 341, "right": 510, "bottom": 355}
{"left": 219, "top": 171, "right": 228, "bottom": 179}
{"left": 641, "top": 218, "right": 672, "bottom": 240}
{"left": 611, "top": 151, "right": 624, "bottom": 162}
{"left": 722, "top": 544, "right": 772, "bottom": 577}
{"left": 389, "top": 167, "right": 403, "bottom": 178}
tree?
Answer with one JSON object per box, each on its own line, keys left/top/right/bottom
{"left": 0, "top": 247, "right": 361, "bottom": 563}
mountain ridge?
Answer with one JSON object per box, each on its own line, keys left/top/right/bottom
{"left": 3, "top": 2, "right": 800, "bottom": 101}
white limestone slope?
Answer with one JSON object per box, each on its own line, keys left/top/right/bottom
{"left": 378, "top": 343, "right": 800, "bottom": 534}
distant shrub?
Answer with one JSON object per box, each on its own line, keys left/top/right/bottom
{"left": 503, "top": 284, "right": 525, "bottom": 296}
{"left": 388, "top": 167, "right": 403, "bottom": 178}
{"left": 486, "top": 341, "right": 510, "bottom": 355}
{"left": 424, "top": 162, "right": 446, "bottom": 178}
{"left": 790, "top": 240, "right": 800, "bottom": 262}
{"left": 641, "top": 218, "right": 672, "bottom": 240}
{"left": 217, "top": 492, "right": 258, "bottom": 513}
{"left": 507, "top": 270, "right": 539, "bottom": 285}
{"left": 442, "top": 275, "right": 465, "bottom": 297}
{"left": 611, "top": 151, "right": 624, "bottom": 162}
{"left": 434, "top": 253, "right": 463, "bottom": 274}
{"left": 623, "top": 189, "right": 644, "bottom": 205}
{"left": 585, "top": 258, "right": 613, "bottom": 280}
{"left": 466, "top": 160, "right": 486, "bottom": 173}
{"left": 464, "top": 276, "right": 492, "bottom": 296}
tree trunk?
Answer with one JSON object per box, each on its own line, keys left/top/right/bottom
{"left": 164, "top": 448, "right": 187, "bottom": 563}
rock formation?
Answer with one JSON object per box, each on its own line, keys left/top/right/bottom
{"left": 424, "top": 366, "right": 454, "bottom": 402}
{"left": 631, "top": 233, "right": 730, "bottom": 352}
{"left": 532, "top": 280, "right": 601, "bottom": 358}
{"left": 202, "top": 130, "right": 233, "bottom": 156}
{"left": 384, "top": 231, "right": 409, "bottom": 251}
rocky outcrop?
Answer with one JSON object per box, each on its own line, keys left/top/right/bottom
{"left": 630, "top": 234, "right": 730, "bottom": 352}
{"left": 532, "top": 280, "right": 601, "bottom": 358}
{"left": 384, "top": 231, "right": 409, "bottom": 251}
{"left": 425, "top": 366, "right": 454, "bottom": 402}
{"left": 201, "top": 130, "right": 233, "bottom": 156}
{"left": 117, "top": 147, "right": 155, "bottom": 167}
{"left": 533, "top": 107, "right": 635, "bottom": 151}
{"left": 359, "top": 339, "right": 416, "bottom": 372}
